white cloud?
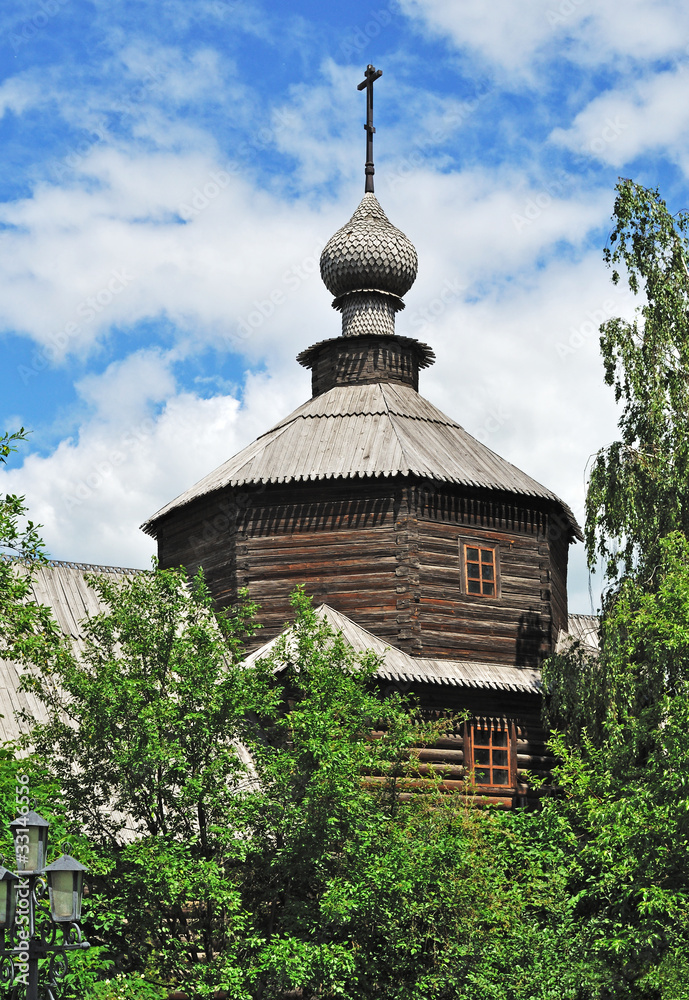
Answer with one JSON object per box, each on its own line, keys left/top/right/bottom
{"left": 551, "top": 66, "right": 689, "bottom": 167}
{"left": 0, "top": 359, "right": 306, "bottom": 569}
{"left": 0, "top": 74, "right": 42, "bottom": 118}
{"left": 397, "top": 0, "right": 689, "bottom": 75}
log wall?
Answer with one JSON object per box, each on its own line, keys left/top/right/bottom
{"left": 381, "top": 684, "right": 554, "bottom": 808}
{"left": 156, "top": 478, "right": 570, "bottom": 664}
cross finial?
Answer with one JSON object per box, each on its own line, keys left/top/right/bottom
{"left": 357, "top": 64, "right": 382, "bottom": 193}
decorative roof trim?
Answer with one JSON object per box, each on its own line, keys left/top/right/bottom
{"left": 297, "top": 333, "right": 435, "bottom": 371}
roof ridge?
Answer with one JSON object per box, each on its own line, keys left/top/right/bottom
{"left": 2, "top": 556, "right": 146, "bottom": 575}
{"left": 379, "top": 384, "right": 411, "bottom": 475}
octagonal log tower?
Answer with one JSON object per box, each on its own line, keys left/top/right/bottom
{"left": 144, "top": 188, "right": 580, "bottom": 667}
{"left": 143, "top": 92, "right": 583, "bottom": 808}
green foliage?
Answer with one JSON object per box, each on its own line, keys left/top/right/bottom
{"left": 0, "top": 428, "right": 60, "bottom": 661}
{"left": 544, "top": 531, "right": 689, "bottom": 742}
{"left": 548, "top": 678, "right": 689, "bottom": 995}
{"left": 219, "top": 594, "right": 612, "bottom": 999}
{"left": 544, "top": 179, "right": 689, "bottom": 997}
{"left": 86, "top": 973, "right": 168, "bottom": 999}
{"left": 586, "top": 180, "right": 689, "bottom": 584}
{"left": 20, "top": 563, "right": 271, "bottom": 993}
{"left": 19, "top": 580, "right": 622, "bottom": 999}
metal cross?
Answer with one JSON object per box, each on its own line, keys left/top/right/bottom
{"left": 357, "top": 64, "right": 383, "bottom": 193}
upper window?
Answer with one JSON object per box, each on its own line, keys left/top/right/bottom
{"left": 463, "top": 542, "right": 498, "bottom": 597}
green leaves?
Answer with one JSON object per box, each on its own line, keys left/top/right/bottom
{"left": 0, "top": 428, "right": 62, "bottom": 662}
{"left": 588, "top": 181, "right": 689, "bottom": 584}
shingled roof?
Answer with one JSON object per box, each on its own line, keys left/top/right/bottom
{"left": 242, "top": 603, "right": 543, "bottom": 694}
{"left": 142, "top": 382, "right": 581, "bottom": 537}
{"left": 0, "top": 561, "right": 144, "bottom": 743}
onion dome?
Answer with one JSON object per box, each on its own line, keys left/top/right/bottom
{"left": 320, "top": 193, "right": 418, "bottom": 338}
{"left": 320, "top": 193, "right": 418, "bottom": 300}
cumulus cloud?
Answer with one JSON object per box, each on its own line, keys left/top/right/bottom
{"left": 0, "top": 74, "right": 42, "bottom": 118}
{"left": 551, "top": 66, "right": 689, "bottom": 167}
{"left": 397, "top": 0, "right": 689, "bottom": 76}
{"left": 0, "top": 357, "right": 306, "bottom": 569}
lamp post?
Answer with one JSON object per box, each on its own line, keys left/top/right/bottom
{"left": 0, "top": 810, "right": 89, "bottom": 1000}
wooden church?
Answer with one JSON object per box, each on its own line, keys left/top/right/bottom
{"left": 140, "top": 66, "right": 590, "bottom": 807}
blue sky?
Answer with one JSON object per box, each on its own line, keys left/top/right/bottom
{"left": 2, "top": 0, "right": 689, "bottom": 613}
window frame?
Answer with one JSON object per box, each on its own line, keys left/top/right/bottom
{"left": 459, "top": 538, "right": 501, "bottom": 599}
{"left": 465, "top": 718, "right": 517, "bottom": 791}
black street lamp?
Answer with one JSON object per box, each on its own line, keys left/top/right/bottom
{"left": 0, "top": 810, "right": 89, "bottom": 999}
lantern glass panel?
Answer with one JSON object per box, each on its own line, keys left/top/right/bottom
{"left": 14, "top": 823, "right": 47, "bottom": 872}
{"left": 0, "top": 878, "right": 16, "bottom": 929}
{"left": 49, "top": 870, "right": 75, "bottom": 921}
{"left": 28, "top": 825, "right": 45, "bottom": 872}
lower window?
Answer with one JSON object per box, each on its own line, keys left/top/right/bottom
{"left": 467, "top": 719, "right": 515, "bottom": 788}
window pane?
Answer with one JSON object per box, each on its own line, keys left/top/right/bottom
{"left": 467, "top": 563, "right": 480, "bottom": 579}
{"left": 483, "top": 583, "right": 495, "bottom": 595}
{"left": 467, "top": 580, "right": 481, "bottom": 594}
{"left": 470, "top": 723, "right": 513, "bottom": 790}
{"left": 481, "top": 565, "right": 494, "bottom": 580}
{"left": 466, "top": 547, "right": 479, "bottom": 561}
{"left": 481, "top": 550, "right": 494, "bottom": 564}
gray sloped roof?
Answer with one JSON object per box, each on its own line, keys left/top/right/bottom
{"left": 143, "top": 382, "right": 581, "bottom": 537}
{"left": 0, "top": 561, "right": 144, "bottom": 743}
{"left": 242, "top": 604, "right": 543, "bottom": 695}
{"left": 555, "top": 612, "right": 600, "bottom": 655}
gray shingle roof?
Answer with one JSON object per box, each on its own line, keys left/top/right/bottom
{"left": 143, "top": 382, "right": 582, "bottom": 538}
{"left": 556, "top": 613, "right": 600, "bottom": 654}
{"left": 242, "top": 604, "right": 543, "bottom": 694}
{"left": 0, "top": 561, "right": 144, "bottom": 743}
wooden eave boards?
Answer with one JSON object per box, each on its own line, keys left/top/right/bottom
{"left": 142, "top": 383, "right": 582, "bottom": 539}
